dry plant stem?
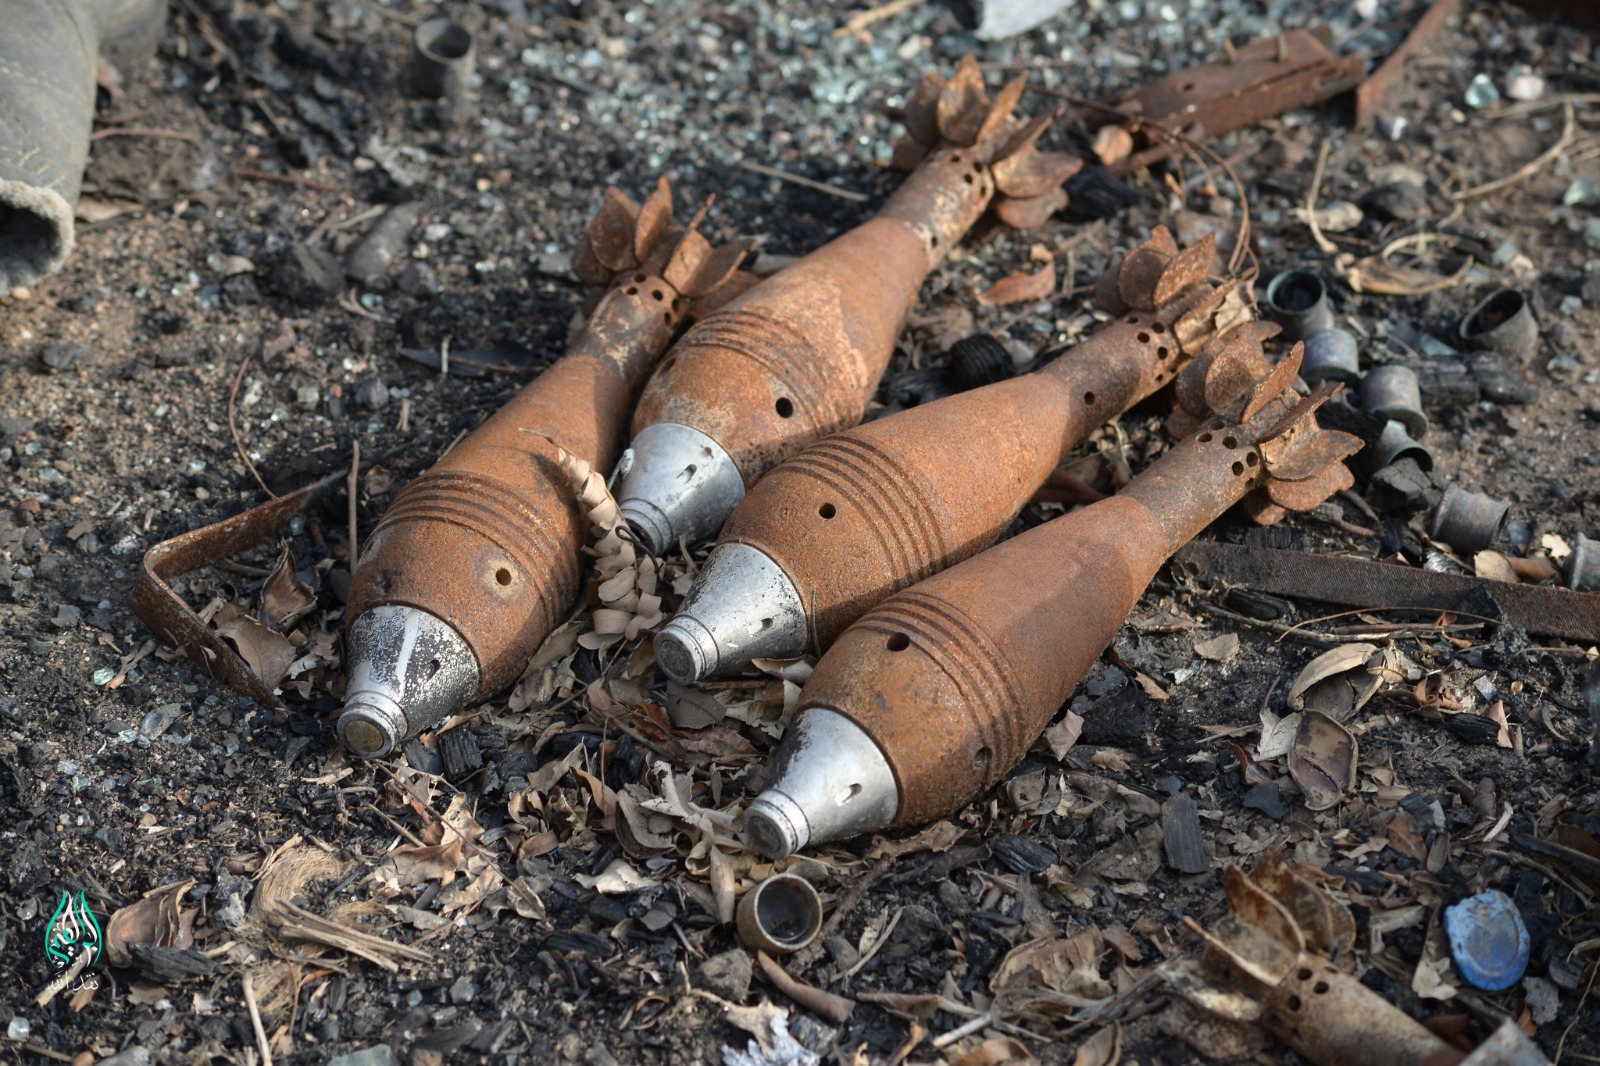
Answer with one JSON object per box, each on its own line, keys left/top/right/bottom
{"left": 833, "top": 0, "right": 927, "bottom": 38}
{"left": 347, "top": 441, "right": 361, "bottom": 566}
{"left": 229, "top": 355, "right": 277, "bottom": 500}
{"left": 243, "top": 972, "right": 274, "bottom": 1066}
{"left": 735, "top": 159, "right": 868, "bottom": 202}
{"left": 1305, "top": 137, "right": 1337, "bottom": 255}
{"left": 33, "top": 947, "right": 88, "bottom": 1008}
{"left": 89, "top": 126, "right": 203, "bottom": 143}
{"left": 754, "top": 950, "right": 856, "bottom": 1024}
{"left": 1453, "top": 100, "right": 1576, "bottom": 202}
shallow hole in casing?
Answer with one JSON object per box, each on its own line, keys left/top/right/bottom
{"left": 775, "top": 397, "right": 794, "bottom": 418}
{"left": 1138, "top": 330, "right": 1150, "bottom": 343}
{"left": 1083, "top": 391, "right": 1096, "bottom": 405}
{"left": 1232, "top": 461, "right": 1245, "bottom": 476}
{"left": 1247, "top": 453, "right": 1259, "bottom": 467}
{"left": 1223, "top": 436, "right": 1238, "bottom": 449}
{"left": 1297, "top": 968, "right": 1312, "bottom": 981}
{"left": 1197, "top": 432, "right": 1214, "bottom": 444}
{"left": 495, "top": 568, "right": 513, "bottom": 586}
{"left": 886, "top": 632, "right": 910, "bottom": 651}
{"left": 425, "top": 658, "right": 440, "bottom": 680}
{"left": 972, "top": 746, "right": 992, "bottom": 774}
{"left": 1313, "top": 980, "right": 1329, "bottom": 994}
{"left": 759, "top": 618, "right": 773, "bottom": 631}
{"left": 834, "top": 782, "right": 862, "bottom": 805}
{"left": 682, "top": 464, "right": 697, "bottom": 479}
{"left": 1157, "top": 346, "right": 1169, "bottom": 360}
{"left": 818, "top": 502, "right": 837, "bottom": 520}
{"left": 1152, "top": 321, "right": 1166, "bottom": 333}
{"left": 1286, "top": 995, "right": 1303, "bottom": 1012}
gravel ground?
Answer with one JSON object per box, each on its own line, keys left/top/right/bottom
{"left": 2, "top": 1, "right": 1599, "bottom": 1064}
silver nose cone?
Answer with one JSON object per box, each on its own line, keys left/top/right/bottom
{"left": 614, "top": 422, "right": 746, "bottom": 555}
{"left": 743, "top": 708, "right": 898, "bottom": 858}
{"left": 655, "top": 544, "right": 808, "bottom": 683}
{"left": 338, "top": 605, "right": 479, "bottom": 758}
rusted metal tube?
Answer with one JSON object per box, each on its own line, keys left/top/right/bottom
{"left": 745, "top": 348, "right": 1360, "bottom": 854}
{"left": 614, "top": 56, "right": 1083, "bottom": 554}
{"left": 339, "top": 180, "right": 751, "bottom": 757}
{"left": 1430, "top": 483, "right": 1509, "bottom": 555}
{"left": 656, "top": 228, "right": 1252, "bottom": 683}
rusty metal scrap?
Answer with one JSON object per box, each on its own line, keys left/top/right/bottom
{"left": 1170, "top": 851, "right": 1550, "bottom": 1066}
{"left": 1083, "top": 28, "right": 1366, "bottom": 175}
{"left": 1173, "top": 541, "right": 1600, "bottom": 643}
{"left": 743, "top": 340, "right": 1361, "bottom": 854}
{"left": 131, "top": 469, "right": 348, "bottom": 713}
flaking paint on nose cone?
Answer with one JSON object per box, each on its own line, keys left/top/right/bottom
{"left": 614, "top": 422, "right": 746, "bottom": 555}
{"left": 655, "top": 543, "right": 808, "bottom": 683}
{"left": 338, "top": 604, "right": 480, "bottom": 759}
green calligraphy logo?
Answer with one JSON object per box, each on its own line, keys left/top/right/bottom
{"left": 44, "top": 889, "right": 102, "bottom": 974}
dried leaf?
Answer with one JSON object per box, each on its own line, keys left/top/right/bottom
{"left": 992, "top": 931, "right": 1113, "bottom": 1001}
{"left": 1193, "top": 633, "right": 1239, "bottom": 662}
{"left": 952, "top": 1036, "right": 1038, "bottom": 1065}
{"left": 575, "top": 859, "right": 651, "bottom": 895}
{"left": 105, "top": 880, "right": 195, "bottom": 969}
{"left": 977, "top": 260, "right": 1056, "bottom": 306}
{"left": 1071, "top": 1024, "right": 1121, "bottom": 1066}
{"left": 259, "top": 545, "right": 316, "bottom": 633}
{"left": 1288, "top": 711, "right": 1358, "bottom": 811}
{"left": 1257, "top": 708, "right": 1302, "bottom": 761}
{"left": 1092, "top": 125, "right": 1134, "bottom": 166}
{"left": 213, "top": 605, "right": 296, "bottom": 690}
{"left": 1044, "top": 711, "right": 1084, "bottom": 761}
{"left": 1286, "top": 643, "right": 1384, "bottom": 724}
{"left": 1474, "top": 550, "right": 1518, "bottom": 584}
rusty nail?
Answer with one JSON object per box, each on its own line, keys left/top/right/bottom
{"left": 1299, "top": 327, "right": 1360, "bottom": 386}
{"left": 948, "top": 333, "right": 1017, "bottom": 390}
{"left": 1265, "top": 269, "right": 1335, "bottom": 340}
{"left": 1359, "top": 364, "right": 1429, "bottom": 438}
{"left": 1430, "top": 483, "right": 1510, "bottom": 554}
{"left": 1458, "top": 288, "right": 1539, "bottom": 361}
{"left": 409, "top": 19, "right": 476, "bottom": 103}
{"left": 1566, "top": 533, "right": 1600, "bottom": 591}
{"left": 1369, "top": 418, "right": 1433, "bottom": 473}
{"left": 734, "top": 874, "right": 823, "bottom": 955}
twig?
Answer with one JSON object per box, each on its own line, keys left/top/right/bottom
{"left": 1453, "top": 101, "right": 1576, "bottom": 203}
{"left": 34, "top": 949, "right": 88, "bottom": 1008}
{"left": 228, "top": 355, "right": 277, "bottom": 500}
{"left": 754, "top": 951, "right": 856, "bottom": 1024}
{"left": 233, "top": 168, "right": 341, "bottom": 193}
{"left": 841, "top": 906, "right": 903, "bottom": 981}
{"left": 1304, "top": 137, "right": 1337, "bottom": 255}
{"left": 243, "top": 972, "right": 274, "bottom": 1066}
{"left": 833, "top": 0, "right": 927, "bottom": 38}
{"left": 737, "top": 160, "right": 868, "bottom": 203}
{"left": 90, "top": 126, "right": 202, "bottom": 144}
{"left": 348, "top": 441, "right": 361, "bottom": 566}
{"left": 930, "top": 1011, "right": 994, "bottom": 1050}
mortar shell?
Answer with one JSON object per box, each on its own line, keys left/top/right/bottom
{"left": 734, "top": 874, "right": 823, "bottom": 955}
{"left": 1368, "top": 419, "right": 1433, "bottom": 473}
{"left": 1265, "top": 269, "right": 1335, "bottom": 340}
{"left": 1299, "top": 328, "right": 1360, "bottom": 386}
{"left": 1458, "top": 288, "right": 1539, "bottom": 361}
{"left": 409, "top": 18, "right": 475, "bottom": 102}
{"left": 1430, "top": 483, "right": 1509, "bottom": 554}
{"left": 1359, "top": 364, "right": 1428, "bottom": 438}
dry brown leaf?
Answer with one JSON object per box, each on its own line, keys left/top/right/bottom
{"left": 1193, "top": 633, "right": 1239, "bottom": 662}
{"left": 259, "top": 545, "right": 316, "bottom": 632}
{"left": 1288, "top": 711, "right": 1358, "bottom": 811}
{"left": 1485, "top": 700, "right": 1513, "bottom": 749}
{"left": 1474, "top": 550, "right": 1519, "bottom": 584}
{"left": 1090, "top": 749, "right": 1131, "bottom": 773}
{"left": 1286, "top": 643, "right": 1382, "bottom": 723}
{"left": 868, "top": 820, "right": 963, "bottom": 860}
{"left": 1091, "top": 125, "right": 1134, "bottom": 166}
{"left": 213, "top": 604, "right": 295, "bottom": 690}
{"left": 1071, "top": 1024, "right": 1121, "bottom": 1066}
{"left": 992, "top": 930, "right": 1113, "bottom": 1001}
{"left": 1044, "top": 711, "right": 1084, "bottom": 761}
{"left": 976, "top": 259, "right": 1056, "bottom": 306}
{"left": 952, "top": 1036, "right": 1038, "bottom": 1065}
{"left": 104, "top": 880, "right": 194, "bottom": 968}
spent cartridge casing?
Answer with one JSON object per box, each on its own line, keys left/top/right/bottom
{"left": 340, "top": 180, "right": 751, "bottom": 757}
{"left": 746, "top": 338, "right": 1361, "bottom": 856}
{"left": 657, "top": 226, "right": 1257, "bottom": 683}
{"left": 614, "top": 55, "right": 1084, "bottom": 554}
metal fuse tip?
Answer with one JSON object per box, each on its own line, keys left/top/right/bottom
{"left": 615, "top": 422, "right": 746, "bottom": 555}
{"left": 655, "top": 544, "right": 808, "bottom": 683}
{"left": 743, "top": 708, "right": 898, "bottom": 858}
{"left": 338, "top": 605, "right": 479, "bottom": 759}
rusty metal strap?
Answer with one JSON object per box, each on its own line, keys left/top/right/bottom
{"left": 129, "top": 471, "right": 348, "bottom": 711}
{"left": 1174, "top": 541, "right": 1600, "bottom": 643}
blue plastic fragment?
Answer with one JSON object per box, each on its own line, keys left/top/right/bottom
{"left": 1443, "top": 889, "right": 1530, "bottom": 991}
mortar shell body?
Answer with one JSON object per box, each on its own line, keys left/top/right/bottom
{"left": 796, "top": 424, "right": 1265, "bottom": 829}
{"left": 347, "top": 283, "right": 678, "bottom": 699}
{"left": 715, "top": 309, "right": 1190, "bottom": 658}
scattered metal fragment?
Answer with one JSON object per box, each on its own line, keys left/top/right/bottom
{"left": 1443, "top": 890, "right": 1530, "bottom": 991}
{"left": 131, "top": 469, "right": 347, "bottom": 713}
{"left": 1566, "top": 533, "right": 1599, "bottom": 591}
{"left": 947, "top": 333, "right": 1018, "bottom": 390}
{"left": 615, "top": 56, "right": 1081, "bottom": 554}
{"left": 1299, "top": 328, "right": 1360, "bottom": 386}
{"left": 409, "top": 18, "right": 476, "bottom": 115}
{"left": 1173, "top": 542, "right": 1600, "bottom": 642}
{"left": 1431, "top": 484, "right": 1510, "bottom": 554}
{"left": 744, "top": 343, "right": 1360, "bottom": 855}
{"left": 1083, "top": 28, "right": 1366, "bottom": 176}
{"left": 657, "top": 228, "right": 1250, "bottom": 683}
{"left": 735, "top": 874, "right": 823, "bottom": 956}
{"left": 339, "top": 180, "right": 752, "bottom": 757}
{"left": 1458, "top": 289, "right": 1540, "bottom": 361}
{"left": 1369, "top": 420, "right": 1433, "bottom": 473}
{"left": 1264, "top": 270, "right": 1335, "bottom": 341}
{"left": 0, "top": 0, "right": 166, "bottom": 291}
{"left": 1360, "top": 365, "right": 1429, "bottom": 439}
{"left": 1354, "top": 0, "right": 1462, "bottom": 128}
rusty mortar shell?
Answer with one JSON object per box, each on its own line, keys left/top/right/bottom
{"left": 734, "top": 873, "right": 823, "bottom": 955}
{"left": 409, "top": 18, "right": 475, "bottom": 103}
{"left": 614, "top": 56, "right": 1083, "bottom": 554}
{"left": 1429, "top": 483, "right": 1509, "bottom": 555}
{"left": 1265, "top": 269, "right": 1335, "bottom": 340}
{"left": 1458, "top": 288, "right": 1539, "bottom": 361}
{"left": 1359, "top": 364, "right": 1428, "bottom": 439}
{"left": 1368, "top": 419, "right": 1433, "bottom": 473}
{"left": 1298, "top": 328, "right": 1360, "bottom": 386}
{"left": 745, "top": 360, "right": 1361, "bottom": 855}
{"left": 1565, "top": 533, "right": 1599, "bottom": 591}
{"left": 657, "top": 227, "right": 1249, "bottom": 683}
{"left": 340, "top": 180, "right": 751, "bottom": 758}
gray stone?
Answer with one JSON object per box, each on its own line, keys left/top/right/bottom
{"left": 270, "top": 243, "right": 344, "bottom": 307}
{"left": 326, "top": 1046, "right": 394, "bottom": 1066}
{"left": 39, "top": 343, "right": 83, "bottom": 372}
{"left": 697, "top": 948, "right": 752, "bottom": 1001}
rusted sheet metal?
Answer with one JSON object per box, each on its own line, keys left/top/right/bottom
{"left": 348, "top": 179, "right": 752, "bottom": 700}
{"left": 1173, "top": 541, "right": 1600, "bottom": 643}
{"left": 1355, "top": 0, "right": 1462, "bottom": 127}
{"left": 783, "top": 340, "right": 1359, "bottom": 831}
{"left": 131, "top": 470, "right": 347, "bottom": 712}
{"left": 718, "top": 227, "right": 1250, "bottom": 651}
{"left": 1086, "top": 28, "right": 1366, "bottom": 174}
{"left": 630, "top": 56, "right": 1079, "bottom": 486}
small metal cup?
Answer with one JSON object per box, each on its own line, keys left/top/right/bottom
{"left": 1369, "top": 419, "right": 1433, "bottom": 472}
{"left": 1265, "top": 270, "right": 1336, "bottom": 340}
{"left": 409, "top": 19, "right": 476, "bottom": 104}
{"left": 1458, "top": 289, "right": 1539, "bottom": 361}
{"left": 1430, "top": 483, "right": 1509, "bottom": 554}
{"left": 1299, "top": 328, "right": 1361, "bottom": 386}
{"left": 1360, "top": 364, "right": 1429, "bottom": 439}
{"left": 735, "top": 873, "right": 822, "bottom": 956}
{"left": 1566, "top": 533, "right": 1599, "bottom": 591}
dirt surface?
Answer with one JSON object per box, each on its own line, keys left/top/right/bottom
{"left": 3, "top": 1, "right": 1600, "bottom": 1064}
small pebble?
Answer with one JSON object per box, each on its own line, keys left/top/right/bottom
{"left": 40, "top": 342, "right": 84, "bottom": 372}
{"left": 1465, "top": 73, "right": 1500, "bottom": 109}
{"left": 1505, "top": 68, "right": 1544, "bottom": 103}
{"left": 1376, "top": 115, "right": 1407, "bottom": 141}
